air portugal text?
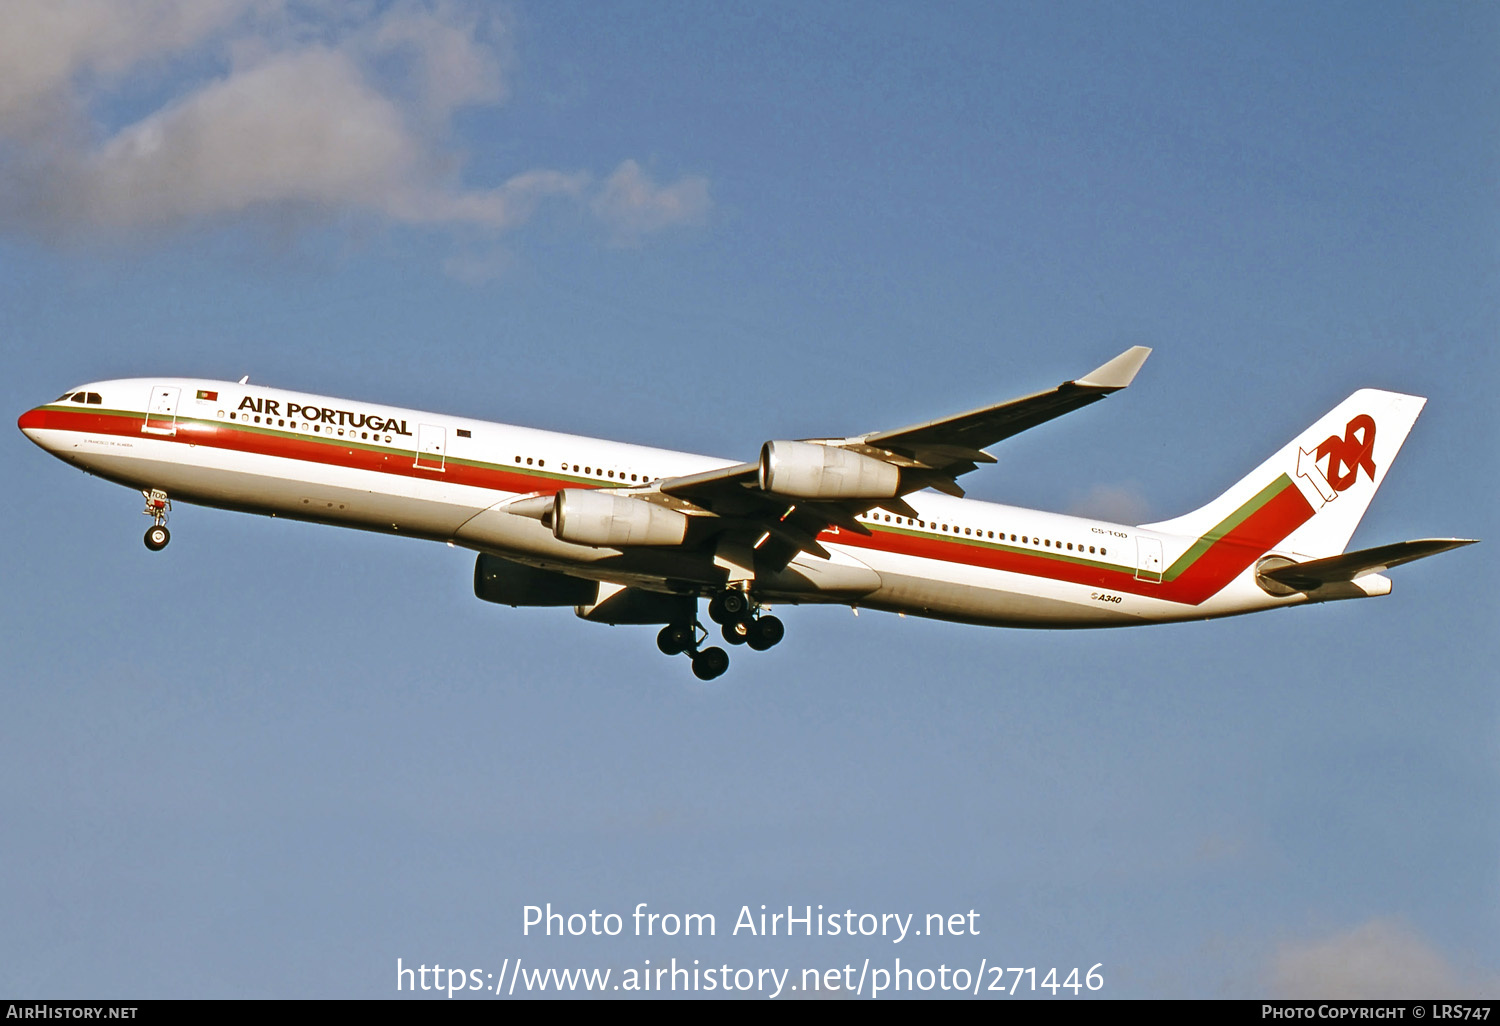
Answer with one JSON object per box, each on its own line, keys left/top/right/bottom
{"left": 237, "top": 395, "right": 411, "bottom": 436}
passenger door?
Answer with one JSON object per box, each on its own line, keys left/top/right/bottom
{"left": 142, "top": 385, "right": 180, "bottom": 436}
{"left": 415, "top": 423, "right": 446, "bottom": 471}
{"left": 1135, "top": 535, "right": 1164, "bottom": 583}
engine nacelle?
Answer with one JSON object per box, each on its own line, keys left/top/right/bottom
{"left": 758, "top": 440, "right": 901, "bottom": 499}
{"left": 553, "top": 489, "right": 689, "bottom": 547}
{"left": 474, "top": 554, "right": 599, "bottom": 606}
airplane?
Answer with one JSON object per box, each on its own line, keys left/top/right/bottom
{"left": 17, "top": 348, "right": 1475, "bottom": 680}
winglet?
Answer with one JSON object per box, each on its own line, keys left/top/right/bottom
{"left": 1075, "top": 346, "right": 1152, "bottom": 389}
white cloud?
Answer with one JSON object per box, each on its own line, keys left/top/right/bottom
{"left": 367, "top": 0, "right": 507, "bottom": 117}
{"left": 0, "top": 0, "right": 709, "bottom": 246}
{"left": 0, "top": 0, "right": 252, "bottom": 135}
{"left": 592, "top": 159, "right": 711, "bottom": 244}
{"left": 1268, "top": 919, "right": 1497, "bottom": 998}
{"left": 80, "top": 48, "right": 415, "bottom": 227}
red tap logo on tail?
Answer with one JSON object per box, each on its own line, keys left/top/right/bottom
{"left": 1296, "top": 414, "right": 1377, "bottom": 504}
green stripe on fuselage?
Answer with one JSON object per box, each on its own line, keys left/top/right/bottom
{"left": 861, "top": 520, "right": 1121, "bottom": 571}
{"left": 45, "top": 405, "right": 634, "bottom": 488}
{"left": 1160, "top": 474, "right": 1291, "bottom": 581}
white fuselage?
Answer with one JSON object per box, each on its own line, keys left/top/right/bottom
{"left": 20, "top": 378, "right": 1372, "bottom": 629}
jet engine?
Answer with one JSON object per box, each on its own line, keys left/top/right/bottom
{"left": 552, "top": 489, "right": 689, "bottom": 546}
{"left": 758, "top": 440, "right": 900, "bottom": 499}
{"left": 474, "top": 553, "right": 599, "bottom": 606}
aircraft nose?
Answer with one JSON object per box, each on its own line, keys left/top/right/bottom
{"left": 18, "top": 404, "right": 48, "bottom": 444}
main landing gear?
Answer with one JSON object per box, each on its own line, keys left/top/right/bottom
{"left": 656, "top": 590, "right": 785, "bottom": 681}
{"left": 142, "top": 488, "right": 171, "bottom": 551}
{"left": 656, "top": 621, "right": 729, "bottom": 681}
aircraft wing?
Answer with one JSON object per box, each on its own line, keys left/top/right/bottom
{"left": 1260, "top": 538, "right": 1478, "bottom": 591}
{"left": 641, "top": 347, "right": 1151, "bottom": 566}
{"left": 851, "top": 345, "right": 1152, "bottom": 489}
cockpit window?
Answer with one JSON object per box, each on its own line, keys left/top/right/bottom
{"left": 86, "top": 393, "right": 102, "bottom": 404}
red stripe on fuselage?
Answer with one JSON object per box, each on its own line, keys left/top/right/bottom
{"left": 29, "top": 405, "right": 1317, "bottom": 606}
{"left": 1159, "top": 484, "right": 1315, "bottom": 602}
{"left": 29, "top": 406, "right": 563, "bottom": 496}
{"left": 824, "top": 482, "right": 1315, "bottom": 605}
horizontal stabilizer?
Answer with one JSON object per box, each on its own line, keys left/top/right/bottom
{"left": 1260, "top": 538, "right": 1477, "bottom": 591}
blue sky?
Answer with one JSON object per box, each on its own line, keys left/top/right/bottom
{"left": 2, "top": 0, "right": 1495, "bottom": 999}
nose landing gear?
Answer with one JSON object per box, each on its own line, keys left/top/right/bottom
{"left": 142, "top": 489, "right": 171, "bottom": 551}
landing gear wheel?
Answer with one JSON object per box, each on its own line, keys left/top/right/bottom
{"left": 144, "top": 525, "right": 171, "bottom": 551}
{"left": 657, "top": 623, "right": 696, "bottom": 656}
{"left": 691, "top": 647, "right": 730, "bottom": 681}
{"left": 709, "top": 590, "right": 752, "bottom": 625}
{"left": 722, "top": 620, "right": 750, "bottom": 645}
{"left": 746, "top": 614, "right": 784, "bottom": 651}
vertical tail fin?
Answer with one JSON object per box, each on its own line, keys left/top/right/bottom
{"left": 1139, "top": 389, "right": 1426, "bottom": 558}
